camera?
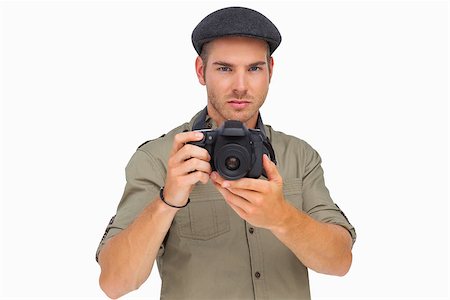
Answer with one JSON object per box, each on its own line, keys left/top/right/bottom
{"left": 189, "top": 120, "right": 276, "bottom": 180}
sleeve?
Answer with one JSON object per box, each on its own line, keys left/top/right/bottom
{"left": 301, "top": 144, "right": 357, "bottom": 245}
{"left": 95, "top": 149, "right": 166, "bottom": 262}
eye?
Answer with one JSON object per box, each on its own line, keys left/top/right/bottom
{"left": 217, "top": 66, "right": 232, "bottom": 72}
{"left": 249, "top": 66, "right": 262, "bottom": 71}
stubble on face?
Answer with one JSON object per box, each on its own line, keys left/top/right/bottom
{"left": 201, "top": 36, "right": 272, "bottom": 128}
{"left": 206, "top": 85, "right": 266, "bottom": 126}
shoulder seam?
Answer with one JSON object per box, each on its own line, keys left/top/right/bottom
{"left": 136, "top": 148, "right": 166, "bottom": 182}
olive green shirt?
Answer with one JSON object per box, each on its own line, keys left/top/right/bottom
{"left": 97, "top": 110, "right": 356, "bottom": 300}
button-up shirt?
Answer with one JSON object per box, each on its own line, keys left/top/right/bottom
{"left": 96, "top": 110, "right": 357, "bottom": 300}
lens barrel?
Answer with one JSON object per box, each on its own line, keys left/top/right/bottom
{"left": 215, "top": 144, "right": 251, "bottom": 180}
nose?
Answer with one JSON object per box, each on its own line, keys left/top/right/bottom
{"left": 232, "top": 70, "right": 248, "bottom": 98}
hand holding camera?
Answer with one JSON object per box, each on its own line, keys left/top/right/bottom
{"left": 163, "top": 131, "right": 212, "bottom": 208}
{"left": 163, "top": 120, "right": 276, "bottom": 208}
{"left": 189, "top": 120, "right": 276, "bottom": 180}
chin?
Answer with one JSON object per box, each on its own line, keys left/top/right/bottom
{"left": 226, "top": 112, "right": 254, "bottom": 123}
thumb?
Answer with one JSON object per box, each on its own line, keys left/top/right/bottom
{"left": 263, "top": 154, "right": 281, "bottom": 183}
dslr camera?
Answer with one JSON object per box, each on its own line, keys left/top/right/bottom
{"left": 189, "top": 120, "right": 276, "bottom": 180}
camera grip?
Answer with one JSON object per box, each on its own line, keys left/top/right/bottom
{"left": 248, "top": 137, "right": 264, "bottom": 179}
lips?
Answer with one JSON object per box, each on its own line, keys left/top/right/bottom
{"left": 228, "top": 100, "right": 251, "bottom": 109}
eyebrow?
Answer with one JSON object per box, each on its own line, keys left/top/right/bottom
{"left": 212, "top": 61, "right": 267, "bottom": 68}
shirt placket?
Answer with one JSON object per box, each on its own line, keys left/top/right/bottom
{"left": 245, "top": 221, "right": 268, "bottom": 300}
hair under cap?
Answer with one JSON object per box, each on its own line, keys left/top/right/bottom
{"left": 191, "top": 7, "right": 282, "bottom": 55}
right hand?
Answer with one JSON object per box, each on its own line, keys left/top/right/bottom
{"left": 163, "top": 131, "right": 212, "bottom": 207}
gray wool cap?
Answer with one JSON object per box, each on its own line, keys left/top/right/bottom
{"left": 191, "top": 7, "right": 282, "bottom": 55}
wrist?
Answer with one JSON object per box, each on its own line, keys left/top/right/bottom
{"left": 154, "top": 194, "right": 181, "bottom": 214}
{"left": 270, "top": 202, "right": 301, "bottom": 235}
{"left": 159, "top": 186, "right": 190, "bottom": 209}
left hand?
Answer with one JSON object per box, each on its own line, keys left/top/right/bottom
{"left": 210, "top": 154, "right": 290, "bottom": 229}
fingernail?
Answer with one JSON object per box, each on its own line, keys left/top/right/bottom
{"left": 222, "top": 182, "right": 230, "bottom": 188}
{"left": 196, "top": 132, "right": 204, "bottom": 139}
{"left": 210, "top": 172, "right": 216, "bottom": 180}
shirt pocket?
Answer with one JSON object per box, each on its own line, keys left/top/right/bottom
{"left": 283, "top": 177, "right": 303, "bottom": 209}
{"left": 175, "top": 184, "right": 230, "bottom": 241}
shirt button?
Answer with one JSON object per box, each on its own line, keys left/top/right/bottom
{"left": 249, "top": 227, "right": 254, "bottom": 234}
{"left": 255, "top": 272, "right": 261, "bottom": 279}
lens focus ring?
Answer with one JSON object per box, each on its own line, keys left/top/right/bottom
{"left": 215, "top": 144, "right": 251, "bottom": 180}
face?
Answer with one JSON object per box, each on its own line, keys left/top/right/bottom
{"left": 195, "top": 36, "right": 273, "bottom": 128}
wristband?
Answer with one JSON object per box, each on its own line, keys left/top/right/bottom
{"left": 159, "top": 186, "right": 190, "bottom": 208}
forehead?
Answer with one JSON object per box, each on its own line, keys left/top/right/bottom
{"left": 205, "top": 36, "right": 269, "bottom": 62}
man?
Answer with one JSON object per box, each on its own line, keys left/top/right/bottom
{"left": 96, "top": 6, "right": 356, "bottom": 300}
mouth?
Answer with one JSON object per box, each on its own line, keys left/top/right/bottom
{"left": 228, "top": 100, "right": 251, "bottom": 109}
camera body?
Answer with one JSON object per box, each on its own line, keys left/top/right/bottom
{"left": 189, "top": 120, "right": 274, "bottom": 180}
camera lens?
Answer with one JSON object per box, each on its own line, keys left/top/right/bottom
{"left": 225, "top": 156, "right": 240, "bottom": 171}
{"left": 215, "top": 144, "right": 251, "bottom": 180}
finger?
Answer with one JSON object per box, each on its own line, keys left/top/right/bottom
{"left": 263, "top": 154, "right": 282, "bottom": 183}
{"left": 209, "top": 171, "right": 257, "bottom": 190}
{"left": 211, "top": 171, "right": 269, "bottom": 194}
{"left": 226, "top": 187, "right": 262, "bottom": 205}
{"left": 212, "top": 181, "right": 253, "bottom": 213}
{"left": 209, "top": 171, "right": 223, "bottom": 184}
{"left": 173, "top": 158, "right": 212, "bottom": 176}
{"left": 171, "top": 144, "right": 210, "bottom": 165}
{"left": 170, "top": 131, "right": 204, "bottom": 156}
{"left": 221, "top": 177, "right": 266, "bottom": 193}
{"left": 182, "top": 170, "right": 210, "bottom": 185}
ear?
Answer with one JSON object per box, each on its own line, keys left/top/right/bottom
{"left": 195, "top": 56, "right": 206, "bottom": 85}
{"left": 268, "top": 56, "right": 274, "bottom": 82}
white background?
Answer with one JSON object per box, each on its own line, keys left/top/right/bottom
{"left": 0, "top": 0, "right": 448, "bottom": 299}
